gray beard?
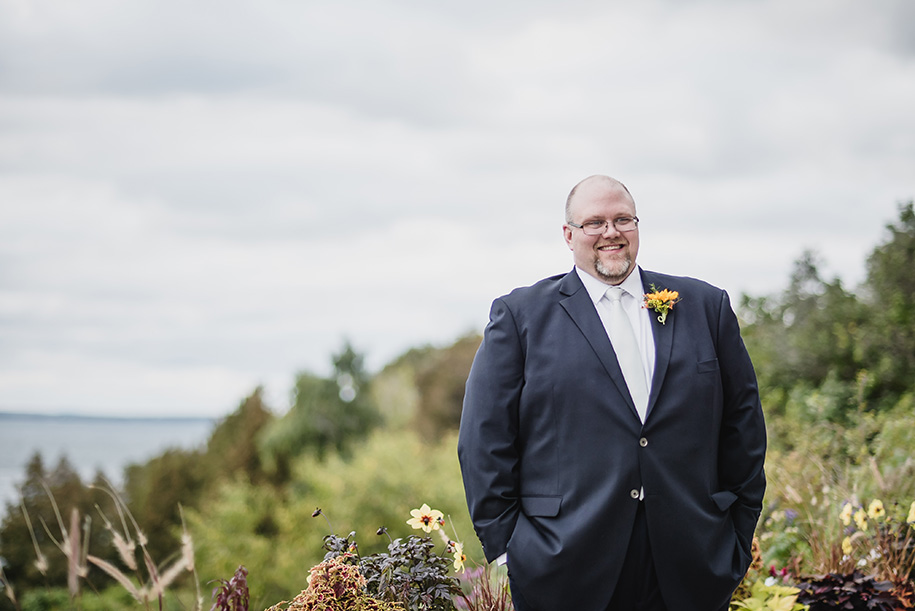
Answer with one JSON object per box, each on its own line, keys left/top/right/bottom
{"left": 595, "top": 256, "right": 631, "bottom": 284}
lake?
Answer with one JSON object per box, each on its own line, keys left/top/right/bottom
{"left": 0, "top": 412, "right": 215, "bottom": 508}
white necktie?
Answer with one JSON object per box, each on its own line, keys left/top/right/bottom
{"left": 604, "top": 287, "right": 649, "bottom": 422}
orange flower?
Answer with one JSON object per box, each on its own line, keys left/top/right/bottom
{"left": 643, "top": 285, "right": 681, "bottom": 325}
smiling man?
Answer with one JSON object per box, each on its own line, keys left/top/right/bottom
{"left": 564, "top": 176, "right": 640, "bottom": 284}
{"left": 458, "top": 175, "right": 767, "bottom": 611}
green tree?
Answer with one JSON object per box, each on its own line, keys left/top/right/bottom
{"left": 205, "top": 386, "right": 275, "bottom": 482}
{"left": 122, "top": 448, "right": 207, "bottom": 563}
{"left": 259, "top": 342, "right": 381, "bottom": 476}
{"left": 121, "top": 386, "right": 275, "bottom": 563}
{"left": 859, "top": 200, "right": 915, "bottom": 406}
{"left": 741, "top": 251, "right": 865, "bottom": 403}
{"left": 413, "top": 333, "right": 481, "bottom": 440}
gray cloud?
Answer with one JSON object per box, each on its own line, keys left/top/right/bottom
{"left": 0, "top": 0, "right": 913, "bottom": 415}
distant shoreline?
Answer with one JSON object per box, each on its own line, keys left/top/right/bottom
{"left": 0, "top": 413, "right": 216, "bottom": 507}
{"left": 0, "top": 411, "right": 215, "bottom": 424}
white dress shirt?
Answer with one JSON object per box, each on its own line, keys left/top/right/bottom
{"left": 576, "top": 266, "right": 656, "bottom": 395}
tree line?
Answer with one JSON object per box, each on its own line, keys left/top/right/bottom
{"left": 0, "top": 201, "right": 912, "bottom": 609}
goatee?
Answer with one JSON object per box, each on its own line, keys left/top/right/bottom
{"left": 595, "top": 257, "right": 631, "bottom": 284}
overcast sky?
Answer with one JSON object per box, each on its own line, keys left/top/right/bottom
{"left": 1, "top": 0, "right": 913, "bottom": 418}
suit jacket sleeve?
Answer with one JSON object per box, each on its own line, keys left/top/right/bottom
{"left": 457, "top": 296, "right": 524, "bottom": 562}
{"left": 715, "top": 289, "right": 767, "bottom": 553}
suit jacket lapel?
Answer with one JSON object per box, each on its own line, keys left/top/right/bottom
{"left": 640, "top": 269, "right": 675, "bottom": 420}
{"left": 558, "top": 270, "right": 640, "bottom": 419}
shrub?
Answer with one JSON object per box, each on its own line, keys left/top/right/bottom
{"left": 730, "top": 578, "right": 805, "bottom": 611}
{"left": 265, "top": 556, "right": 401, "bottom": 611}
{"left": 795, "top": 571, "right": 901, "bottom": 610}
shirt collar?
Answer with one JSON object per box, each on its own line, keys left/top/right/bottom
{"left": 576, "top": 266, "right": 644, "bottom": 306}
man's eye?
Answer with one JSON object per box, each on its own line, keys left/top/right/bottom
{"left": 584, "top": 221, "right": 606, "bottom": 229}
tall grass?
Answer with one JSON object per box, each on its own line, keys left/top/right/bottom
{"left": 2, "top": 480, "right": 202, "bottom": 611}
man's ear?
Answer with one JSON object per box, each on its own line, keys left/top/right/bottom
{"left": 562, "top": 225, "right": 574, "bottom": 249}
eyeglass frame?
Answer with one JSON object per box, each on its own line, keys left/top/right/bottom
{"left": 567, "top": 216, "right": 640, "bottom": 235}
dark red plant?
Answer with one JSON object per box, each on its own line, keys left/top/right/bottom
{"left": 210, "top": 565, "right": 249, "bottom": 611}
{"left": 796, "top": 571, "right": 903, "bottom": 610}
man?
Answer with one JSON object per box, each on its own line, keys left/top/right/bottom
{"left": 457, "top": 175, "right": 766, "bottom": 611}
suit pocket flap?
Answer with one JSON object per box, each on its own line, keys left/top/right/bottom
{"left": 711, "top": 490, "right": 738, "bottom": 511}
{"left": 521, "top": 496, "right": 562, "bottom": 517}
{"left": 697, "top": 358, "right": 719, "bottom": 373}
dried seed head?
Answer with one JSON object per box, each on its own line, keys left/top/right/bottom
{"left": 180, "top": 531, "right": 195, "bottom": 573}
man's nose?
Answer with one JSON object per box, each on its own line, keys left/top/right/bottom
{"left": 601, "top": 221, "right": 621, "bottom": 237}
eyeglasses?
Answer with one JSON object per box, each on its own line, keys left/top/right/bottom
{"left": 567, "top": 217, "right": 639, "bottom": 235}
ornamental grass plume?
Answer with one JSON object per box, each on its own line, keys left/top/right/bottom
{"left": 11, "top": 478, "right": 202, "bottom": 610}
{"left": 27, "top": 482, "right": 90, "bottom": 597}
{"left": 0, "top": 565, "right": 18, "bottom": 608}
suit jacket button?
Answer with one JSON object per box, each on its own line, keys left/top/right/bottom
{"left": 639, "top": 437, "right": 648, "bottom": 447}
{"left": 630, "top": 489, "right": 640, "bottom": 499}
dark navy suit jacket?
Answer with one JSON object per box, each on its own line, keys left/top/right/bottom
{"left": 458, "top": 268, "right": 767, "bottom": 611}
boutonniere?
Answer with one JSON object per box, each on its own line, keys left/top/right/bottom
{"left": 643, "top": 284, "right": 681, "bottom": 325}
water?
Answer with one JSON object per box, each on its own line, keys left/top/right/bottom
{"left": 0, "top": 412, "right": 215, "bottom": 508}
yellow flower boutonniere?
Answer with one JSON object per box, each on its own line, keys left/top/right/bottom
{"left": 643, "top": 285, "right": 681, "bottom": 325}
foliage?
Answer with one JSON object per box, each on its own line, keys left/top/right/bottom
{"left": 757, "top": 434, "right": 915, "bottom": 575}
{"left": 123, "top": 447, "right": 208, "bottom": 563}
{"left": 836, "top": 499, "right": 915, "bottom": 587}
{"left": 731, "top": 579, "right": 806, "bottom": 611}
{"left": 206, "top": 387, "right": 275, "bottom": 482}
{"left": 323, "top": 532, "right": 460, "bottom": 611}
{"left": 263, "top": 499, "right": 467, "bottom": 611}
{"left": 265, "top": 555, "right": 401, "bottom": 611}
{"left": 186, "top": 430, "right": 476, "bottom": 606}
{"left": 209, "top": 565, "right": 250, "bottom": 611}
{"left": 860, "top": 201, "right": 915, "bottom": 403}
{"left": 740, "top": 250, "right": 865, "bottom": 403}
{"left": 750, "top": 208, "right": 915, "bottom": 576}
{"left": 741, "top": 202, "right": 915, "bottom": 451}
{"left": 412, "top": 334, "right": 481, "bottom": 441}
{"left": 17, "top": 588, "right": 70, "bottom": 611}
{"left": 0, "top": 454, "right": 120, "bottom": 593}
{"left": 453, "top": 565, "right": 512, "bottom": 611}
{"left": 259, "top": 341, "right": 382, "bottom": 477}
{"left": 259, "top": 505, "right": 511, "bottom": 611}
{"left": 183, "top": 478, "right": 289, "bottom": 608}
{"left": 9, "top": 586, "right": 199, "bottom": 611}
{"left": 122, "top": 387, "right": 274, "bottom": 563}
{"left": 795, "top": 571, "right": 901, "bottom": 610}
{"left": 0, "top": 479, "right": 201, "bottom": 611}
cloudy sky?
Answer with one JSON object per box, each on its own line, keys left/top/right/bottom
{"left": 1, "top": 0, "right": 913, "bottom": 418}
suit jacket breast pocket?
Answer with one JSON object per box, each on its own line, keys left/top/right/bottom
{"left": 697, "top": 358, "right": 719, "bottom": 374}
